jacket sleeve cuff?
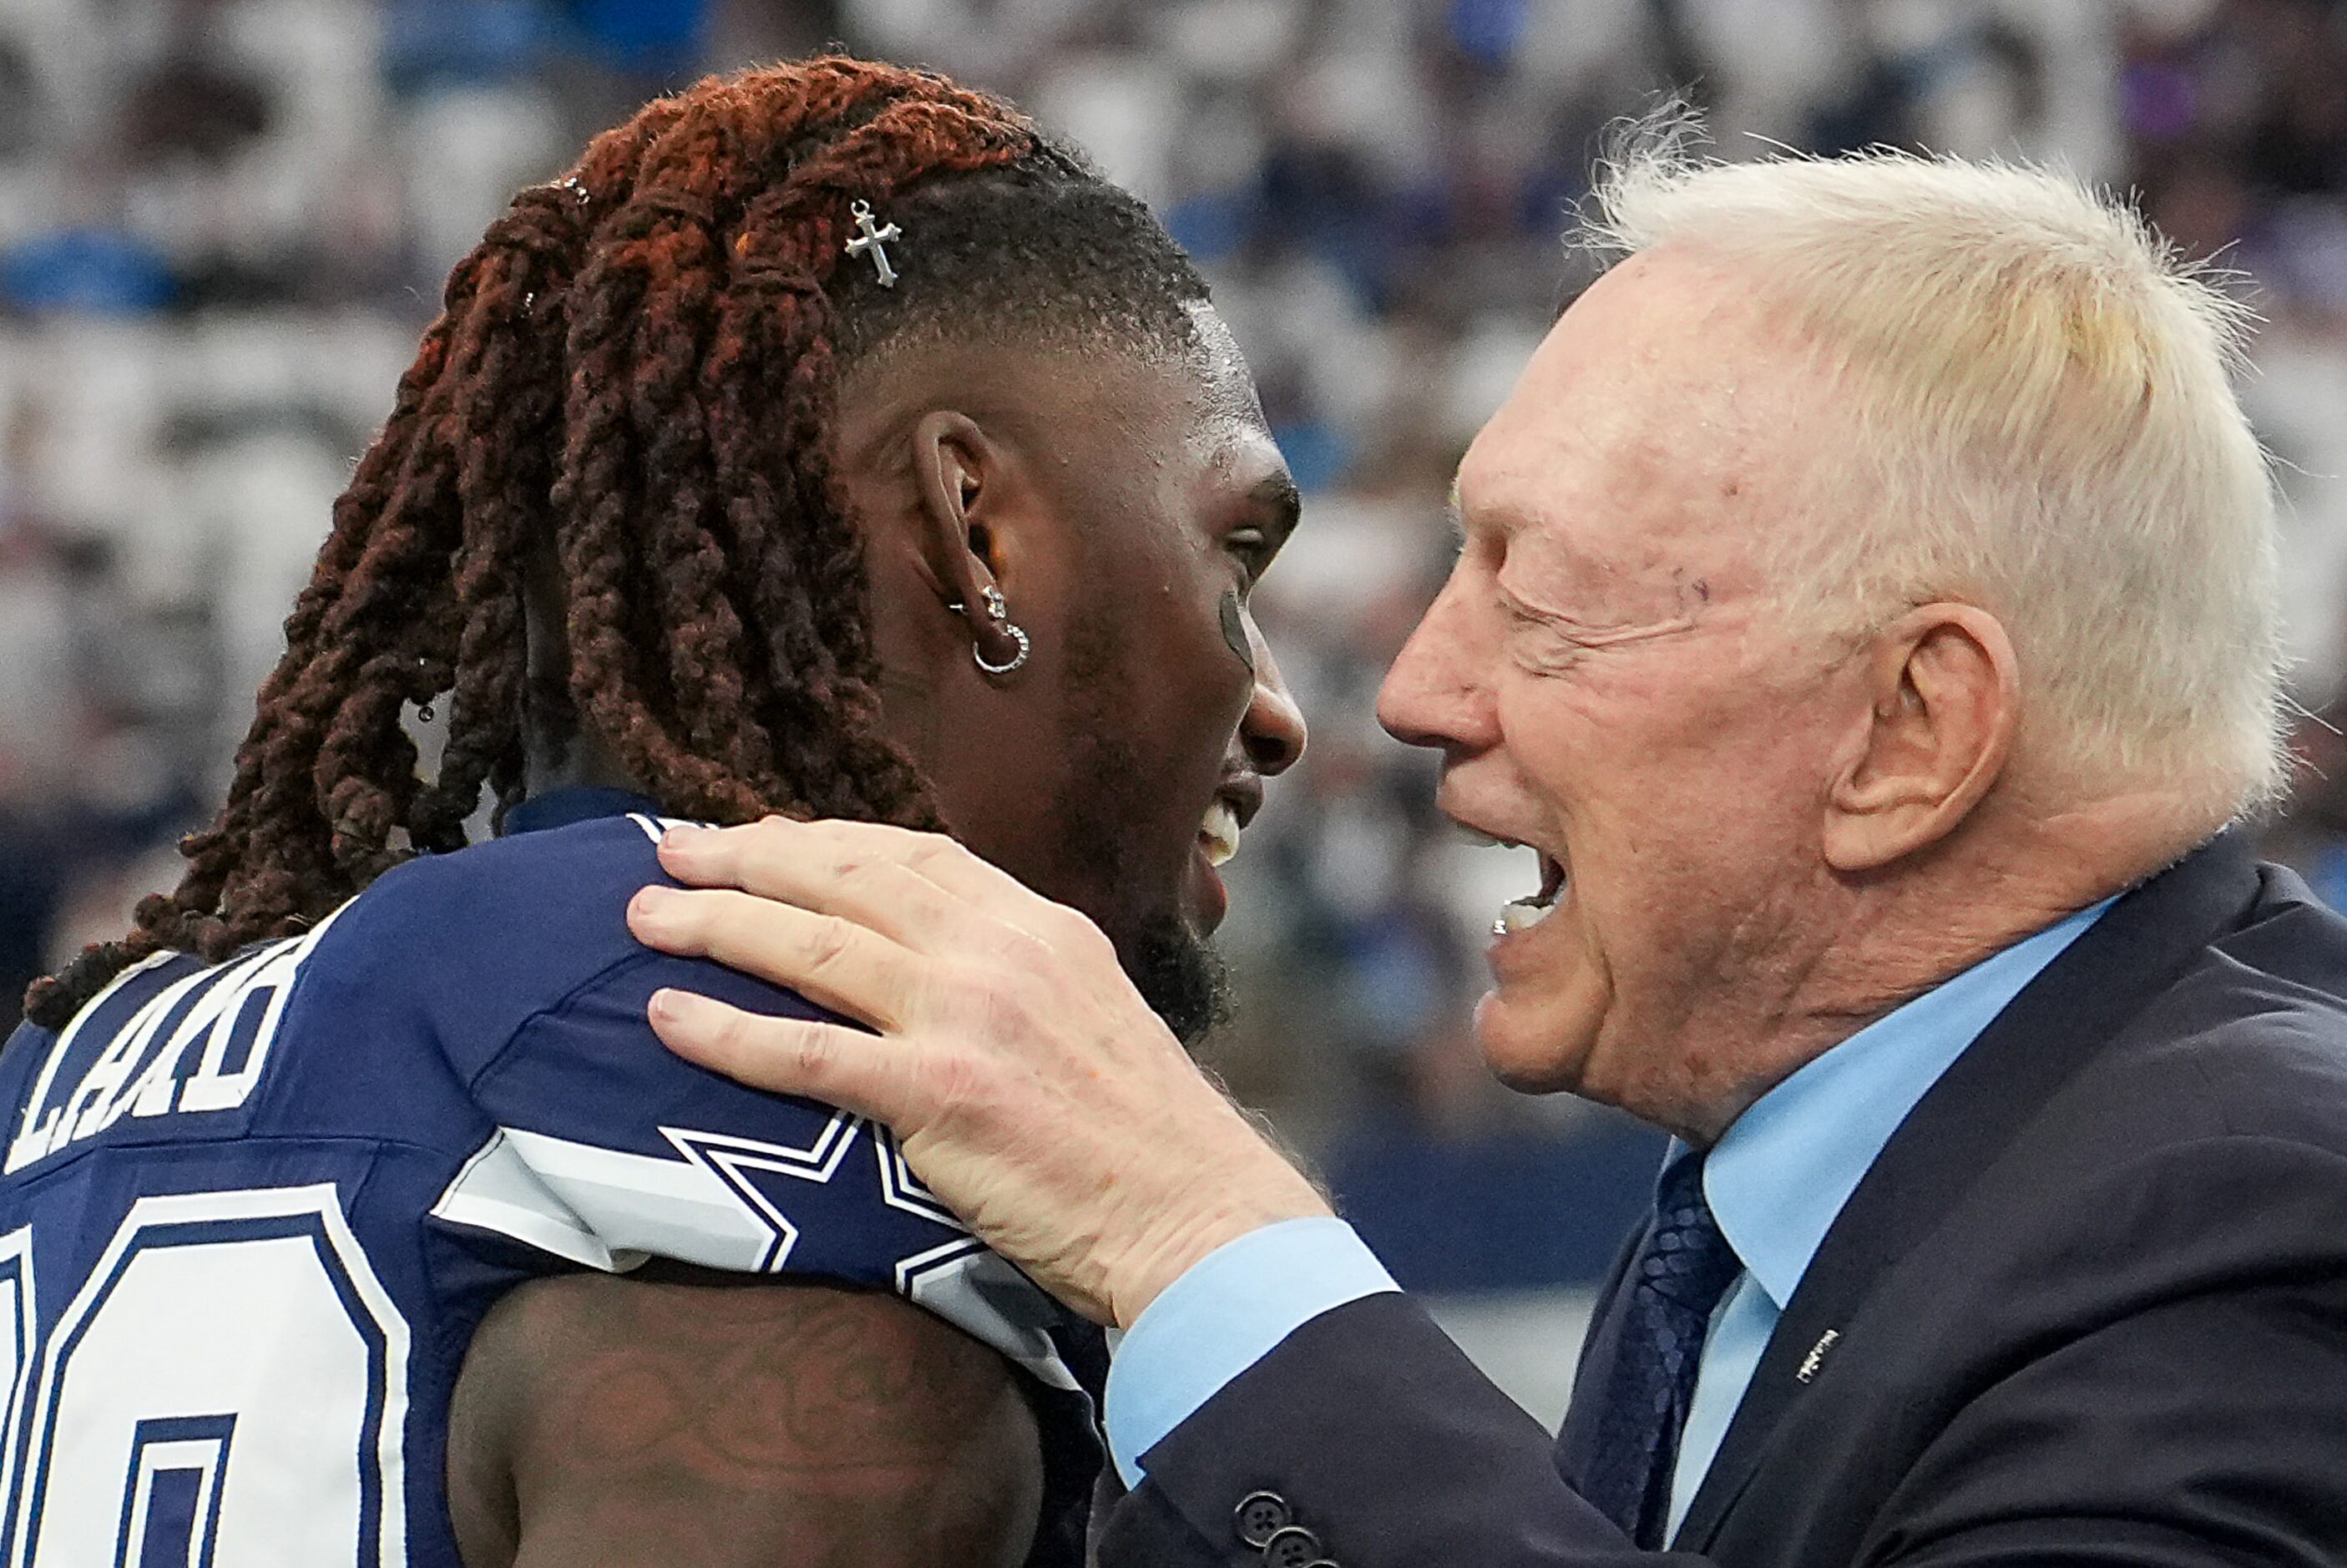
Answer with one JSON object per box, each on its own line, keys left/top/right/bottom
{"left": 1103, "top": 1216, "right": 1399, "bottom": 1485}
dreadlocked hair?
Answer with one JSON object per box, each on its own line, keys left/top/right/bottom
{"left": 27, "top": 55, "right": 1214, "bottom": 1030}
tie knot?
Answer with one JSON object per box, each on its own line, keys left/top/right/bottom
{"left": 1638, "top": 1156, "right": 1743, "bottom": 1315}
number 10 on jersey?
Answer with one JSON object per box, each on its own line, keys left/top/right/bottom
{"left": 0, "top": 1184, "right": 409, "bottom": 1565}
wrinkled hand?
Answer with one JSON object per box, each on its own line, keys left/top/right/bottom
{"left": 625, "top": 817, "right": 1333, "bottom": 1328}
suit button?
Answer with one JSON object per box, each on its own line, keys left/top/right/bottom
{"left": 1262, "top": 1525, "right": 1323, "bottom": 1567}
{"left": 1233, "top": 1491, "right": 1292, "bottom": 1547}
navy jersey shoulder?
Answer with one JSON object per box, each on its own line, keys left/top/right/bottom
{"left": 298, "top": 807, "right": 757, "bottom": 1085}
{"left": 0, "top": 806, "right": 1100, "bottom": 1566}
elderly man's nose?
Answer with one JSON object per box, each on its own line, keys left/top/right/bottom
{"left": 1378, "top": 586, "right": 1493, "bottom": 751}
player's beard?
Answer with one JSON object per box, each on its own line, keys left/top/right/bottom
{"left": 1128, "top": 911, "right": 1232, "bottom": 1048}
{"left": 1052, "top": 605, "right": 1237, "bottom": 1049}
{"left": 1047, "top": 776, "right": 1235, "bottom": 1048}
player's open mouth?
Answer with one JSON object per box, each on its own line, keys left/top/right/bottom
{"left": 1198, "top": 796, "right": 1243, "bottom": 868}
{"left": 1496, "top": 848, "right": 1567, "bottom": 935}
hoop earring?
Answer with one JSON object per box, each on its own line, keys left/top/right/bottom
{"left": 953, "top": 585, "right": 1030, "bottom": 677}
{"left": 974, "top": 622, "right": 1030, "bottom": 676}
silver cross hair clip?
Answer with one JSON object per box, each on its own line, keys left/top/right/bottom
{"left": 846, "top": 199, "right": 903, "bottom": 287}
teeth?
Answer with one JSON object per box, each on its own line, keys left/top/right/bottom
{"left": 1200, "top": 798, "right": 1241, "bottom": 868}
{"left": 1498, "top": 898, "right": 1555, "bottom": 934}
{"left": 1492, "top": 852, "right": 1568, "bottom": 938}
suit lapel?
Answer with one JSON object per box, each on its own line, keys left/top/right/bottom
{"left": 1669, "top": 832, "right": 2264, "bottom": 1551}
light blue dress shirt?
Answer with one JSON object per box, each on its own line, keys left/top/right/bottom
{"left": 1104, "top": 899, "right": 2113, "bottom": 1501}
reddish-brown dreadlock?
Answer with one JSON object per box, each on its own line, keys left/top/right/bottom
{"left": 26, "top": 56, "right": 1212, "bottom": 1030}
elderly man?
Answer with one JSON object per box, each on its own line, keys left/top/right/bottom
{"left": 625, "top": 133, "right": 2347, "bottom": 1568}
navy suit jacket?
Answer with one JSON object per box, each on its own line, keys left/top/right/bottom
{"left": 1099, "top": 834, "right": 2347, "bottom": 1567}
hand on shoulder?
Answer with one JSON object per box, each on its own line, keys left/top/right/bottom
{"left": 627, "top": 817, "right": 1332, "bottom": 1327}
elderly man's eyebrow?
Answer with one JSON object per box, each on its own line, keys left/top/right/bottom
{"left": 1496, "top": 577, "right": 1697, "bottom": 645}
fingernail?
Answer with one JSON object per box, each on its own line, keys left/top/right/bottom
{"left": 649, "top": 987, "right": 707, "bottom": 1025}
{"left": 660, "top": 824, "right": 707, "bottom": 852}
{"left": 628, "top": 885, "right": 671, "bottom": 922}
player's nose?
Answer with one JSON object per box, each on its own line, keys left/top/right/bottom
{"left": 1241, "top": 626, "right": 1306, "bottom": 777}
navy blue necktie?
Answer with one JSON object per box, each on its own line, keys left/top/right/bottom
{"left": 1580, "top": 1154, "right": 1745, "bottom": 1549}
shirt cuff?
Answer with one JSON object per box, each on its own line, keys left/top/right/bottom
{"left": 1102, "top": 1216, "right": 1399, "bottom": 1486}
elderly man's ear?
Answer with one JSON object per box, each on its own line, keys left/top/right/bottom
{"left": 1823, "top": 604, "right": 2021, "bottom": 874}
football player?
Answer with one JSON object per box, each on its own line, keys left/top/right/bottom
{"left": 0, "top": 57, "right": 1303, "bottom": 1567}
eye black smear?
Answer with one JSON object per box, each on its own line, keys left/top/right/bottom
{"left": 1220, "top": 590, "right": 1254, "bottom": 674}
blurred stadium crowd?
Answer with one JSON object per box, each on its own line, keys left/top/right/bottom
{"left": 10, "top": 0, "right": 2347, "bottom": 1291}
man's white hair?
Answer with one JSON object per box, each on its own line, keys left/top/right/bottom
{"left": 1581, "top": 114, "right": 2287, "bottom": 812}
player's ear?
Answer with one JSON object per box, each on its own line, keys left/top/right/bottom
{"left": 910, "top": 410, "right": 1029, "bottom": 672}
